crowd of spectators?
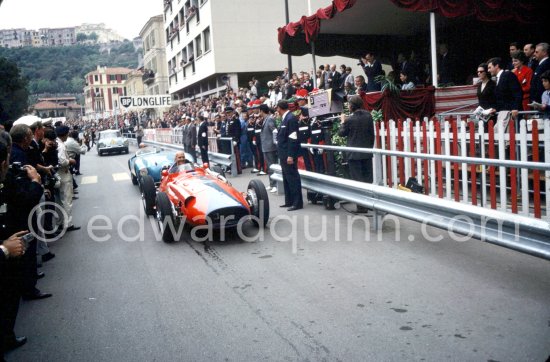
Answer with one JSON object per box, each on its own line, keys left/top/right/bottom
{"left": 0, "top": 119, "right": 86, "bottom": 359}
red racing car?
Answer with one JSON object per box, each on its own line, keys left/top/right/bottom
{"left": 140, "top": 162, "right": 270, "bottom": 242}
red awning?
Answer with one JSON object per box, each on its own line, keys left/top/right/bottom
{"left": 389, "top": 0, "right": 540, "bottom": 23}
{"left": 278, "top": 0, "right": 545, "bottom": 54}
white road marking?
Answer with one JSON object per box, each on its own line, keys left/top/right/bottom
{"left": 112, "top": 173, "right": 130, "bottom": 181}
{"left": 80, "top": 176, "right": 98, "bottom": 185}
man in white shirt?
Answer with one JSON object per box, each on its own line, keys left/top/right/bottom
{"left": 56, "top": 126, "right": 80, "bottom": 231}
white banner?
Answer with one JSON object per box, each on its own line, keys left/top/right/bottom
{"left": 120, "top": 95, "right": 172, "bottom": 109}
{"left": 308, "top": 89, "right": 342, "bottom": 117}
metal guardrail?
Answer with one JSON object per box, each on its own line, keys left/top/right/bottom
{"left": 142, "top": 138, "right": 237, "bottom": 177}
{"left": 270, "top": 165, "right": 550, "bottom": 260}
{"left": 301, "top": 144, "right": 550, "bottom": 171}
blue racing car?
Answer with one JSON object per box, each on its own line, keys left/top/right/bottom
{"left": 128, "top": 147, "right": 194, "bottom": 187}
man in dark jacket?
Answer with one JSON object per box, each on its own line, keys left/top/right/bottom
{"left": 338, "top": 95, "right": 375, "bottom": 213}
{"left": 276, "top": 100, "right": 303, "bottom": 211}
{"left": 338, "top": 95, "right": 375, "bottom": 184}
{"left": 225, "top": 107, "right": 242, "bottom": 174}
{"left": 487, "top": 57, "right": 522, "bottom": 118}
{"left": 197, "top": 116, "right": 209, "bottom": 165}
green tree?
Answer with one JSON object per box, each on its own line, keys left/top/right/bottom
{"left": 0, "top": 57, "right": 29, "bottom": 125}
{"left": 89, "top": 32, "right": 99, "bottom": 42}
{"left": 76, "top": 33, "right": 88, "bottom": 42}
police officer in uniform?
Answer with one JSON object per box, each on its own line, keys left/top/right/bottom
{"left": 309, "top": 117, "right": 325, "bottom": 174}
{"left": 246, "top": 115, "right": 258, "bottom": 173}
{"left": 276, "top": 100, "right": 303, "bottom": 211}
{"left": 297, "top": 107, "right": 313, "bottom": 171}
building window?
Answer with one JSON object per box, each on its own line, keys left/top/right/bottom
{"left": 203, "top": 27, "right": 210, "bottom": 52}
{"left": 109, "top": 74, "right": 116, "bottom": 81}
{"left": 94, "top": 75, "right": 99, "bottom": 82}
{"left": 195, "top": 34, "right": 202, "bottom": 57}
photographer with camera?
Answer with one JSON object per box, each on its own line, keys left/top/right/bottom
{"left": 6, "top": 125, "right": 52, "bottom": 301}
{"left": 29, "top": 121, "right": 56, "bottom": 260}
{"left": 0, "top": 130, "right": 46, "bottom": 358}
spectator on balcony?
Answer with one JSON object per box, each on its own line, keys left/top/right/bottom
{"left": 530, "top": 43, "right": 550, "bottom": 104}
{"left": 476, "top": 63, "right": 497, "bottom": 111}
{"left": 360, "top": 52, "right": 383, "bottom": 91}
{"left": 511, "top": 51, "right": 533, "bottom": 111}
{"left": 400, "top": 71, "right": 415, "bottom": 90}
{"left": 487, "top": 57, "right": 522, "bottom": 118}
{"left": 353, "top": 75, "right": 368, "bottom": 94}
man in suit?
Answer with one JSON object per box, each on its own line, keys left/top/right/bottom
{"left": 438, "top": 43, "right": 454, "bottom": 85}
{"left": 225, "top": 107, "right": 242, "bottom": 174}
{"left": 360, "top": 52, "right": 383, "bottom": 91}
{"left": 276, "top": 100, "right": 303, "bottom": 211}
{"left": 523, "top": 43, "right": 538, "bottom": 70}
{"left": 530, "top": 42, "right": 550, "bottom": 103}
{"left": 197, "top": 115, "right": 209, "bottom": 165}
{"left": 327, "top": 64, "right": 341, "bottom": 94}
{"left": 487, "top": 57, "right": 522, "bottom": 119}
{"left": 338, "top": 95, "right": 375, "bottom": 213}
{"left": 338, "top": 95, "right": 375, "bottom": 184}
{"left": 259, "top": 105, "right": 278, "bottom": 190}
{"left": 184, "top": 117, "right": 197, "bottom": 162}
{"left": 0, "top": 136, "right": 28, "bottom": 358}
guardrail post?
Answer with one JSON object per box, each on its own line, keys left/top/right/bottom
{"left": 372, "top": 152, "right": 385, "bottom": 231}
{"left": 228, "top": 138, "right": 238, "bottom": 177}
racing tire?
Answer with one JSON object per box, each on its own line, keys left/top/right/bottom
{"left": 247, "top": 179, "right": 270, "bottom": 227}
{"left": 131, "top": 173, "right": 138, "bottom": 185}
{"left": 98, "top": 150, "right": 103, "bottom": 156}
{"left": 141, "top": 175, "right": 156, "bottom": 216}
{"left": 124, "top": 147, "right": 129, "bottom": 154}
{"left": 156, "top": 192, "right": 176, "bottom": 243}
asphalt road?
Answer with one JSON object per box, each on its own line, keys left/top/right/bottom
{"left": 6, "top": 145, "right": 550, "bottom": 362}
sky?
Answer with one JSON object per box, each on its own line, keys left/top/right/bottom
{"left": 0, "top": 0, "right": 163, "bottom": 39}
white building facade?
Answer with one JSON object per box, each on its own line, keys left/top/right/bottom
{"left": 163, "top": 0, "right": 357, "bottom": 101}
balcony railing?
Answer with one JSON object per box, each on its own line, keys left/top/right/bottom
{"left": 142, "top": 70, "right": 155, "bottom": 84}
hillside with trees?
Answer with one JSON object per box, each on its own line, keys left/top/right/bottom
{"left": 0, "top": 41, "right": 139, "bottom": 95}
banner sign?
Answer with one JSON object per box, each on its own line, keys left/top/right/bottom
{"left": 308, "top": 89, "right": 342, "bottom": 117}
{"left": 120, "top": 95, "right": 172, "bottom": 109}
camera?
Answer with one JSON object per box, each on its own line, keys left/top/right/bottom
{"left": 9, "top": 162, "right": 28, "bottom": 181}
{"left": 21, "top": 233, "right": 34, "bottom": 248}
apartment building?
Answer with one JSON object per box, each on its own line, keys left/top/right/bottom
{"left": 39, "top": 27, "right": 76, "bottom": 46}
{"left": 140, "top": 15, "right": 170, "bottom": 116}
{"left": 0, "top": 28, "right": 25, "bottom": 48}
{"left": 83, "top": 66, "right": 139, "bottom": 117}
{"left": 163, "top": 0, "right": 356, "bottom": 101}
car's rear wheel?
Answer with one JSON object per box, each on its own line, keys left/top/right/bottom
{"left": 247, "top": 179, "right": 270, "bottom": 227}
{"left": 156, "top": 192, "right": 176, "bottom": 243}
{"left": 141, "top": 175, "right": 156, "bottom": 216}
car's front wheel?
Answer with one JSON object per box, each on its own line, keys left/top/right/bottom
{"left": 141, "top": 175, "right": 156, "bottom": 216}
{"left": 156, "top": 192, "right": 176, "bottom": 243}
{"left": 247, "top": 179, "right": 270, "bottom": 227}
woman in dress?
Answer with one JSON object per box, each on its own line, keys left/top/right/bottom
{"left": 476, "top": 62, "right": 496, "bottom": 110}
